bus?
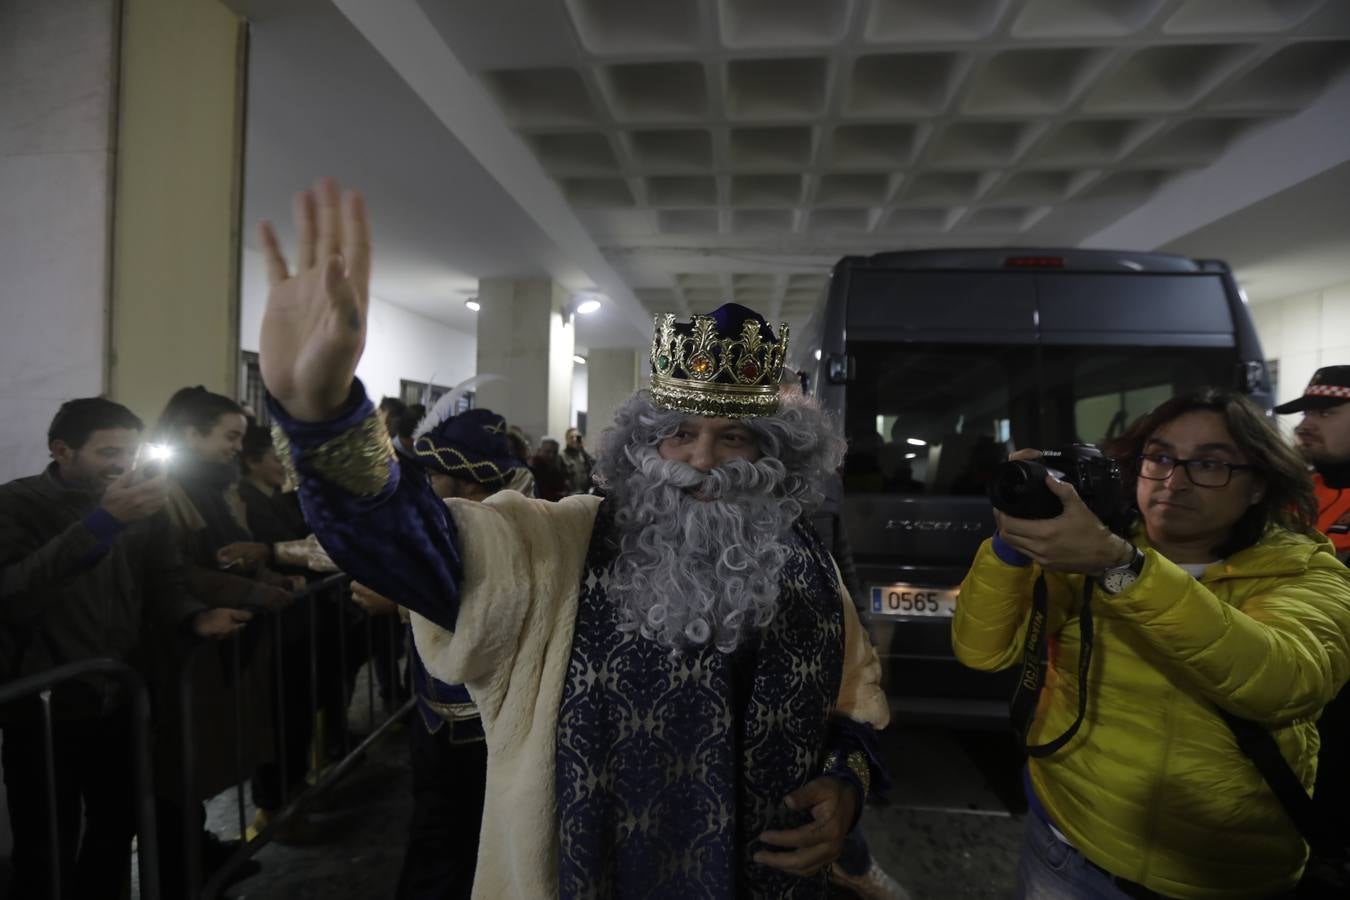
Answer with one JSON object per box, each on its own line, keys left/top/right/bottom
{"left": 810, "top": 248, "right": 1272, "bottom": 727}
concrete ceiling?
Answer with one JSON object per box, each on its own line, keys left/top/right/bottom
{"left": 232, "top": 0, "right": 649, "bottom": 350}
{"left": 1160, "top": 159, "right": 1350, "bottom": 303}
{"left": 233, "top": 0, "right": 1350, "bottom": 348}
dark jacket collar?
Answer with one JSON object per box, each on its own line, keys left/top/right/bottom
{"left": 40, "top": 462, "right": 101, "bottom": 508}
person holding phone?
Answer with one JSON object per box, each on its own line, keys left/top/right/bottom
{"left": 149, "top": 386, "right": 299, "bottom": 893}
{"left": 0, "top": 398, "right": 249, "bottom": 900}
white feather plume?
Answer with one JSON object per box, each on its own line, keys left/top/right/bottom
{"left": 414, "top": 374, "right": 508, "bottom": 439}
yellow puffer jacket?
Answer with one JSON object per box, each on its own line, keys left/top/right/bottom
{"left": 953, "top": 526, "right": 1350, "bottom": 899}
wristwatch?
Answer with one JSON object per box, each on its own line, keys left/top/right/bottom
{"left": 1097, "top": 544, "right": 1146, "bottom": 595}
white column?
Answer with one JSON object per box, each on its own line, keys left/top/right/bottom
{"left": 0, "top": 0, "right": 119, "bottom": 482}
{"left": 586, "top": 348, "right": 643, "bottom": 448}
{"left": 475, "top": 277, "right": 575, "bottom": 441}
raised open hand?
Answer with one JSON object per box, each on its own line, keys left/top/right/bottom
{"left": 258, "top": 178, "right": 371, "bottom": 422}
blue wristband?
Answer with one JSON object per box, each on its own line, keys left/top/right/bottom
{"left": 83, "top": 507, "right": 126, "bottom": 543}
{"left": 992, "top": 534, "right": 1031, "bottom": 567}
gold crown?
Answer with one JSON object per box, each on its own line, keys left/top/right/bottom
{"left": 649, "top": 308, "right": 789, "bottom": 419}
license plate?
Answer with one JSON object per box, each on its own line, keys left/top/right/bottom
{"left": 870, "top": 584, "right": 958, "bottom": 618}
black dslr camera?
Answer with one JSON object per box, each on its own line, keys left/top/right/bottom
{"left": 989, "top": 443, "right": 1128, "bottom": 529}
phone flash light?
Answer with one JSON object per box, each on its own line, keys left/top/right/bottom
{"left": 145, "top": 444, "right": 174, "bottom": 463}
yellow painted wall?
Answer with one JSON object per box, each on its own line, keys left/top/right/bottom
{"left": 110, "top": 0, "right": 245, "bottom": 425}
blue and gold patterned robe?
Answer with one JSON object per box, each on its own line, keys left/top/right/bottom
{"left": 270, "top": 383, "right": 888, "bottom": 900}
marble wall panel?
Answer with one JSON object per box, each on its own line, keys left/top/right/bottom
{"left": 0, "top": 0, "right": 117, "bottom": 482}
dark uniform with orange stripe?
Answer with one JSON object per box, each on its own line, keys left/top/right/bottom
{"left": 1315, "top": 472, "right": 1350, "bottom": 561}
{"left": 1277, "top": 366, "right": 1350, "bottom": 563}
{"left": 1277, "top": 368, "right": 1350, "bottom": 875}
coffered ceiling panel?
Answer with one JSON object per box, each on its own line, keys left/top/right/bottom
{"left": 427, "top": 0, "right": 1350, "bottom": 335}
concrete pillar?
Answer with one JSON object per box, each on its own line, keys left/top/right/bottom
{"left": 586, "top": 348, "right": 643, "bottom": 446}
{"left": 475, "top": 277, "right": 575, "bottom": 442}
{"left": 110, "top": 0, "right": 246, "bottom": 424}
{"left": 0, "top": 0, "right": 243, "bottom": 479}
{"left": 0, "top": 0, "right": 120, "bottom": 482}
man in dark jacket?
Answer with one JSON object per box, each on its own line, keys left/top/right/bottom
{"left": 528, "top": 437, "right": 569, "bottom": 501}
{"left": 561, "top": 428, "right": 595, "bottom": 495}
{"left": 0, "top": 398, "right": 249, "bottom": 900}
{"left": 238, "top": 423, "right": 310, "bottom": 550}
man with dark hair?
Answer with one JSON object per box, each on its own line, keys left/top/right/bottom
{"left": 1277, "top": 367, "right": 1350, "bottom": 892}
{"left": 254, "top": 179, "right": 887, "bottom": 898}
{"left": 236, "top": 422, "right": 343, "bottom": 840}
{"left": 528, "top": 437, "right": 568, "bottom": 501}
{"left": 954, "top": 389, "right": 1350, "bottom": 898}
{"left": 0, "top": 397, "right": 250, "bottom": 899}
{"left": 379, "top": 396, "right": 408, "bottom": 439}
{"left": 393, "top": 404, "right": 427, "bottom": 458}
{"left": 561, "top": 428, "right": 594, "bottom": 495}
{"left": 1278, "top": 366, "right": 1350, "bottom": 562}
{"left": 237, "top": 424, "right": 334, "bottom": 571}
{"left": 239, "top": 424, "right": 305, "bottom": 541}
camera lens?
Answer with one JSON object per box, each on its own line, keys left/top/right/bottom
{"left": 989, "top": 460, "right": 1064, "bottom": 519}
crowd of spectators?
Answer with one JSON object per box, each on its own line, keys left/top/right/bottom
{"left": 0, "top": 384, "right": 603, "bottom": 898}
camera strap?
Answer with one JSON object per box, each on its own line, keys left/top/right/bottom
{"left": 1218, "top": 707, "right": 1338, "bottom": 854}
{"left": 1009, "top": 575, "right": 1095, "bottom": 758}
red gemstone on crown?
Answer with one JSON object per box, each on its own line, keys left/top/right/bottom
{"left": 740, "top": 360, "right": 760, "bottom": 381}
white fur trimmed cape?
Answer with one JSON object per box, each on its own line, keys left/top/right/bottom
{"left": 408, "top": 490, "right": 890, "bottom": 900}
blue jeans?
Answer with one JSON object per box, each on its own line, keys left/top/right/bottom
{"left": 1017, "top": 809, "right": 1299, "bottom": 900}
{"left": 1017, "top": 811, "right": 1155, "bottom": 900}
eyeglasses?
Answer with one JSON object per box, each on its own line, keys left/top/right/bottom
{"left": 1136, "top": 453, "right": 1255, "bottom": 488}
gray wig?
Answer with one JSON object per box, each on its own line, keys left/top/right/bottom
{"left": 593, "top": 390, "right": 846, "bottom": 652}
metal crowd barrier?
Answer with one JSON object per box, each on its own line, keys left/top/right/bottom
{"left": 178, "top": 573, "right": 415, "bottom": 899}
{"left": 0, "top": 659, "right": 160, "bottom": 900}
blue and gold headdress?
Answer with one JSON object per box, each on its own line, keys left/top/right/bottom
{"left": 411, "top": 408, "right": 520, "bottom": 487}
{"left": 649, "top": 302, "right": 789, "bottom": 419}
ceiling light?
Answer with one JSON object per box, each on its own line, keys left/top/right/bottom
{"left": 464, "top": 298, "right": 480, "bottom": 312}
{"left": 905, "top": 452, "right": 918, "bottom": 460}
{"left": 573, "top": 355, "right": 586, "bottom": 365}
{"left": 814, "top": 349, "right": 822, "bottom": 361}
{"left": 561, "top": 293, "right": 603, "bottom": 325}
{"left": 906, "top": 437, "right": 927, "bottom": 447}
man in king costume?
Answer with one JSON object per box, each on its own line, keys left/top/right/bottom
{"left": 257, "top": 179, "right": 890, "bottom": 898}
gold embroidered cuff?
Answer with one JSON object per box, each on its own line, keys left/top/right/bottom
{"left": 293, "top": 414, "right": 395, "bottom": 497}
{"left": 271, "top": 425, "right": 300, "bottom": 488}
{"left": 823, "top": 749, "right": 872, "bottom": 802}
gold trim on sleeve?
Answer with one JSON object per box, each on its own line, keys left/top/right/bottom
{"left": 845, "top": 749, "right": 872, "bottom": 800}
{"left": 304, "top": 414, "right": 395, "bottom": 497}
{"left": 822, "top": 748, "right": 873, "bottom": 802}
{"left": 270, "top": 425, "right": 300, "bottom": 488}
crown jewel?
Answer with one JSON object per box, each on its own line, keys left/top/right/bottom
{"left": 649, "top": 303, "right": 789, "bottom": 419}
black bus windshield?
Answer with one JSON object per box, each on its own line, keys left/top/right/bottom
{"left": 842, "top": 341, "right": 1237, "bottom": 497}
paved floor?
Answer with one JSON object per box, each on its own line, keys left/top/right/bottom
{"left": 2, "top": 660, "right": 1030, "bottom": 899}
{"left": 215, "top": 722, "right": 1027, "bottom": 899}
